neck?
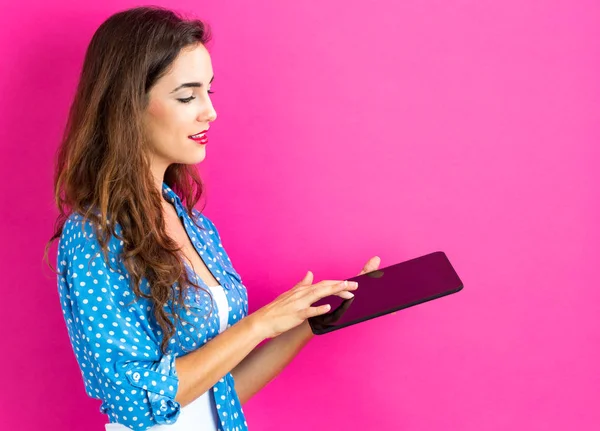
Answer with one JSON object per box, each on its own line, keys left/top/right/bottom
{"left": 149, "top": 154, "right": 169, "bottom": 203}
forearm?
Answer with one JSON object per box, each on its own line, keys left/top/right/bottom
{"left": 174, "top": 314, "right": 265, "bottom": 407}
{"left": 231, "top": 321, "right": 315, "bottom": 405}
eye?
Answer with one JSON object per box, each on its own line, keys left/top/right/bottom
{"left": 177, "top": 96, "right": 196, "bottom": 104}
{"left": 177, "top": 90, "right": 215, "bottom": 104}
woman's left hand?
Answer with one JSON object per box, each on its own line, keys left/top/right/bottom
{"left": 357, "top": 256, "right": 381, "bottom": 276}
{"left": 357, "top": 256, "right": 395, "bottom": 315}
{"left": 335, "top": 255, "right": 381, "bottom": 299}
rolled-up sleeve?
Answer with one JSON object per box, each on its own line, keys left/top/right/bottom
{"left": 64, "top": 229, "right": 181, "bottom": 429}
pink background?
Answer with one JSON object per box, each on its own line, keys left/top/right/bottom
{"left": 1, "top": 1, "right": 598, "bottom": 429}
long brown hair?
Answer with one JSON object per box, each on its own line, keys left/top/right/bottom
{"left": 44, "top": 6, "right": 215, "bottom": 354}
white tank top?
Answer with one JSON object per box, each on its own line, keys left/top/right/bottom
{"left": 105, "top": 284, "right": 229, "bottom": 431}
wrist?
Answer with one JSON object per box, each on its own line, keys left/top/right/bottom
{"left": 295, "top": 320, "right": 315, "bottom": 341}
{"left": 244, "top": 311, "right": 270, "bottom": 342}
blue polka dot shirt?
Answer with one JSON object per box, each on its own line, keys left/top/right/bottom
{"left": 57, "top": 182, "right": 250, "bottom": 430}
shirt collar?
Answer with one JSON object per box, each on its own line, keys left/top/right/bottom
{"left": 162, "top": 182, "right": 186, "bottom": 218}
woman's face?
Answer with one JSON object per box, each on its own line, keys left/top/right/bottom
{"left": 143, "top": 43, "right": 217, "bottom": 175}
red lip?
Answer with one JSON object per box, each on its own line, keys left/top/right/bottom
{"left": 189, "top": 134, "right": 208, "bottom": 144}
{"left": 189, "top": 129, "right": 209, "bottom": 138}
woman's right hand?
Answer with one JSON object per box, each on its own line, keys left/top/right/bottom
{"left": 249, "top": 271, "right": 359, "bottom": 339}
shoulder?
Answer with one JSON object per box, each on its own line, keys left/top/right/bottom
{"left": 58, "top": 213, "right": 129, "bottom": 290}
{"left": 58, "top": 213, "right": 95, "bottom": 258}
{"left": 58, "top": 212, "right": 123, "bottom": 263}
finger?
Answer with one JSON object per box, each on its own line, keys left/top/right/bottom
{"left": 315, "top": 279, "right": 349, "bottom": 286}
{"left": 336, "top": 291, "right": 355, "bottom": 300}
{"left": 308, "top": 280, "right": 358, "bottom": 303}
{"left": 297, "top": 270, "right": 313, "bottom": 287}
{"left": 358, "top": 256, "right": 381, "bottom": 276}
{"left": 298, "top": 279, "right": 347, "bottom": 291}
{"left": 303, "top": 303, "right": 331, "bottom": 318}
{"left": 361, "top": 256, "right": 381, "bottom": 274}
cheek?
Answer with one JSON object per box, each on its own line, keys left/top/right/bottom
{"left": 146, "top": 102, "right": 181, "bottom": 142}
{"left": 147, "top": 101, "right": 168, "bottom": 127}
{"left": 145, "top": 102, "right": 194, "bottom": 157}
{"left": 149, "top": 101, "right": 191, "bottom": 133}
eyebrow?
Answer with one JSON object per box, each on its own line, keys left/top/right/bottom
{"left": 170, "top": 75, "right": 215, "bottom": 93}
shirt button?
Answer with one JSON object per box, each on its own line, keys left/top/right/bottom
{"left": 132, "top": 372, "right": 141, "bottom": 382}
{"left": 160, "top": 403, "right": 168, "bottom": 411}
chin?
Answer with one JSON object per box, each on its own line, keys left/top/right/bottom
{"left": 170, "top": 142, "right": 207, "bottom": 164}
{"left": 187, "top": 148, "right": 207, "bottom": 164}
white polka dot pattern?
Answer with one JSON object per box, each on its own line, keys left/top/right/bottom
{"left": 56, "top": 182, "right": 249, "bottom": 431}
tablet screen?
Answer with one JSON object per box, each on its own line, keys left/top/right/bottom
{"left": 308, "top": 251, "right": 463, "bottom": 335}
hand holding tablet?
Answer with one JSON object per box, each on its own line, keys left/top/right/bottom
{"left": 308, "top": 251, "right": 463, "bottom": 335}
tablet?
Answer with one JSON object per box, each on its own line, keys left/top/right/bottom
{"left": 307, "top": 251, "right": 463, "bottom": 335}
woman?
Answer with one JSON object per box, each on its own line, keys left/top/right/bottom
{"left": 45, "top": 6, "right": 379, "bottom": 431}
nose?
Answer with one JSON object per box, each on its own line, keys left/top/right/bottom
{"left": 208, "top": 108, "right": 217, "bottom": 122}
{"left": 200, "top": 100, "right": 217, "bottom": 123}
